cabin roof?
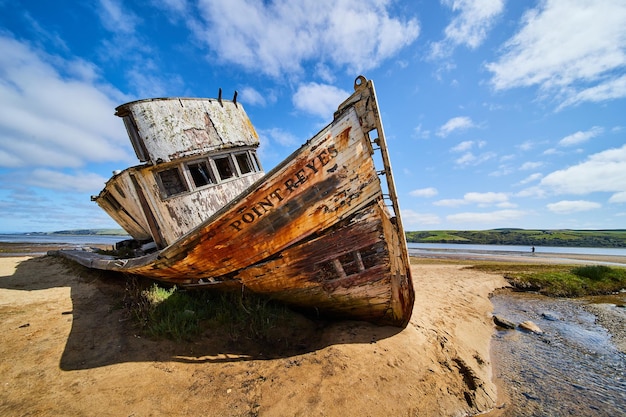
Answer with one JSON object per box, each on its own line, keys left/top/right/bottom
{"left": 114, "top": 96, "right": 237, "bottom": 116}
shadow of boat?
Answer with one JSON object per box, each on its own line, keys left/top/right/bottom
{"left": 1, "top": 256, "right": 402, "bottom": 371}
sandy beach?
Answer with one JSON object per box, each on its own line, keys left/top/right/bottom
{"left": 0, "top": 249, "right": 623, "bottom": 416}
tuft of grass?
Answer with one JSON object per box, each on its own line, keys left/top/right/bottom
{"left": 123, "top": 278, "right": 302, "bottom": 343}
{"left": 467, "top": 262, "right": 626, "bottom": 297}
{"left": 141, "top": 284, "right": 202, "bottom": 340}
{"left": 571, "top": 265, "right": 619, "bottom": 281}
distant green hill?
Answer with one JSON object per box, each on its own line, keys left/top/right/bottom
{"left": 405, "top": 229, "right": 626, "bottom": 248}
{"left": 45, "top": 229, "right": 128, "bottom": 236}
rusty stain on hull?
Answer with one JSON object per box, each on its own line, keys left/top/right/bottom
{"left": 53, "top": 76, "right": 415, "bottom": 327}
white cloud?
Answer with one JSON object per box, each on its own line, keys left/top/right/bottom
{"left": 543, "top": 148, "right": 561, "bottom": 156}
{"left": 497, "top": 201, "right": 518, "bottom": 209}
{"left": 98, "top": 0, "right": 140, "bottom": 34}
{"left": 410, "top": 187, "right": 438, "bottom": 198}
{"left": 609, "top": 191, "right": 626, "bottom": 204}
{"left": 0, "top": 35, "right": 133, "bottom": 170}
{"left": 259, "top": 128, "right": 298, "bottom": 147}
{"left": 126, "top": 66, "right": 185, "bottom": 98}
{"left": 517, "top": 140, "right": 535, "bottom": 151}
{"left": 455, "top": 152, "right": 476, "bottom": 166}
{"left": 464, "top": 191, "right": 508, "bottom": 205}
{"left": 520, "top": 161, "right": 543, "bottom": 171}
{"left": 451, "top": 140, "right": 474, "bottom": 152}
{"left": 516, "top": 186, "right": 547, "bottom": 199}
{"left": 489, "top": 165, "right": 514, "bottom": 177}
{"left": 518, "top": 173, "right": 543, "bottom": 185}
{"left": 434, "top": 198, "right": 466, "bottom": 207}
{"left": 455, "top": 151, "right": 496, "bottom": 167}
{"left": 154, "top": 0, "right": 190, "bottom": 15}
{"left": 96, "top": 0, "right": 164, "bottom": 86}
{"left": 447, "top": 209, "right": 526, "bottom": 224}
{"left": 559, "top": 74, "right": 626, "bottom": 110}
{"left": 452, "top": 140, "right": 487, "bottom": 153}
{"left": 434, "top": 191, "right": 511, "bottom": 207}
{"left": 239, "top": 87, "right": 268, "bottom": 107}
{"left": 195, "top": 0, "right": 420, "bottom": 77}
{"left": 413, "top": 124, "right": 431, "bottom": 140}
{"left": 292, "top": 82, "right": 350, "bottom": 119}
{"left": 547, "top": 200, "right": 601, "bottom": 214}
{"left": 540, "top": 144, "right": 626, "bottom": 195}
{"left": 314, "top": 63, "right": 336, "bottom": 83}
{"left": 24, "top": 169, "right": 110, "bottom": 193}
{"left": 558, "top": 126, "right": 604, "bottom": 146}
{"left": 486, "top": 0, "right": 626, "bottom": 108}
{"left": 430, "top": 0, "right": 504, "bottom": 58}
{"left": 437, "top": 116, "right": 475, "bottom": 137}
{"left": 401, "top": 209, "right": 441, "bottom": 226}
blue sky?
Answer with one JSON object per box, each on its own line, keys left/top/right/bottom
{"left": 1, "top": 0, "right": 625, "bottom": 233}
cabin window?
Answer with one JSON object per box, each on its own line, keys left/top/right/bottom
{"left": 251, "top": 152, "right": 262, "bottom": 171}
{"left": 235, "top": 152, "right": 254, "bottom": 175}
{"left": 214, "top": 155, "right": 235, "bottom": 181}
{"left": 157, "top": 168, "right": 188, "bottom": 197}
{"left": 188, "top": 161, "right": 214, "bottom": 188}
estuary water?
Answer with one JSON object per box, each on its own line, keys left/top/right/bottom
{"left": 407, "top": 242, "right": 626, "bottom": 257}
{"left": 491, "top": 292, "right": 626, "bottom": 416}
{"left": 0, "top": 234, "right": 128, "bottom": 246}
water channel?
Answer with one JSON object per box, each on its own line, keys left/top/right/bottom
{"left": 490, "top": 291, "right": 626, "bottom": 416}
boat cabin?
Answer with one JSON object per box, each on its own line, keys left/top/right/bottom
{"left": 93, "top": 96, "right": 264, "bottom": 249}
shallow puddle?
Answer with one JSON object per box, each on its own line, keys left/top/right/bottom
{"left": 490, "top": 291, "right": 626, "bottom": 416}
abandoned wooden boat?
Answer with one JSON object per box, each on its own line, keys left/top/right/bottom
{"left": 53, "top": 76, "right": 415, "bottom": 327}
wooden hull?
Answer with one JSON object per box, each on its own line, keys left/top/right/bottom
{"left": 54, "top": 77, "right": 415, "bottom": 327}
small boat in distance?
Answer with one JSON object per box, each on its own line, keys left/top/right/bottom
{"left": 52, "top": 76, "right": 415, "bottom": 327}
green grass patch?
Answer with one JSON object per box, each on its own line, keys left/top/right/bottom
{"left": 124, "top": 278, "right": 304, "bottom": 343}
{"left": 405, "top": 230, "right": 470, "bottom": 242}
{"left": 466, "top": 262, "right": 626, "bottom": 297}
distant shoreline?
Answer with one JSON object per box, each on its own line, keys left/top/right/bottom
{"left": 406, "top": 228, "right": 626, "bottom": 249}
{"left": 0, "top": 229, "right": 127, "bottom": 236}
{"left": 0, "top": 242, "right": 113, "bottom": 257}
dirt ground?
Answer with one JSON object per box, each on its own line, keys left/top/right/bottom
{"left": 1, "top": 254, "right": 508, "bottom": 416}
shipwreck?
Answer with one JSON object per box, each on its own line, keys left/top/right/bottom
{"left": 53, "top": 76, "right": 415, "bottom": 327}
